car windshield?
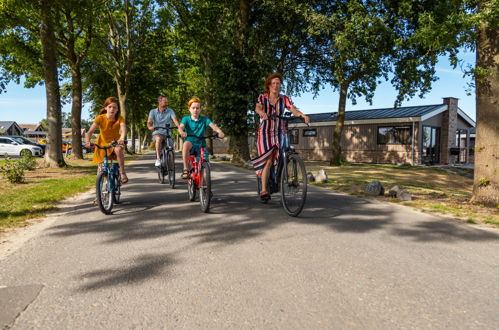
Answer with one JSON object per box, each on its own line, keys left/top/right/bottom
{"left": 14, "top": 136, "right": 30, "bottom": 143}
{"left": 11, "top": 137, "right": 26, "bottom": 144}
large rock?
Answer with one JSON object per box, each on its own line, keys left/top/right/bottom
{"left": 315, "top": 169, "right": 328, "bottom": 183}
{"left": 365, "top": 180, "right": 385, "bottom": 196}
{"left": 388, "top": 185, "right": 400, "bottom": 198}
{"left": 398, "top": 189, "right": 412, "bottom": 201}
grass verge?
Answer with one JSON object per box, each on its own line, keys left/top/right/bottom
{"left": 305, "top": 162, "right": 498, "bottom": 227}
{"left": 0, "top": 153, "right": 139, "bottom": 230}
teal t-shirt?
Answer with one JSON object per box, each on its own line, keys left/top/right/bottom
{"left": 181, "top": 115, "right": 212, "bottom": 147}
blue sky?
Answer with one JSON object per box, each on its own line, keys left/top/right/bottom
{"left": 0, "top": 53, "right": 476, "bottom": 125}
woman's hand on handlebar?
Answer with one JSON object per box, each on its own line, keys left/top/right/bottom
{"left": 257, "top": 110, "right": 268, "bottom": 120}
{"left": 180, "top": 131, "right": 187, "bottom": 138}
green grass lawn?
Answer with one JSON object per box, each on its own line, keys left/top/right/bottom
{"left": 0, "top": 153, "right": 139, "bottom": 230}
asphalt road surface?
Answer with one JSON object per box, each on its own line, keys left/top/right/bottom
{"left": 1, "top": 153, "right": 498, "bottom": 329}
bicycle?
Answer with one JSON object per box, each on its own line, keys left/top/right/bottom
{"left": 184, "top": 134, "right": 219, "bottom": 213}
{"left": 154, "top": 126, "right": 176, "bottom": 188}
{"left": 256, "top": 112, "right": 308, "bottom": 217}
{"left": 92, "top": 141, "right": 123, "bottom": 215}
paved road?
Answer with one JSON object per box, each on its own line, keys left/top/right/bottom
{"left": 1, "top": 153, "right": 498, "bottom": 329}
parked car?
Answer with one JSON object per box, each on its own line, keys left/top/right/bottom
{"left": 38, "top": 138, "right": 73, "bottom": 153}
{"left": 0, "top": 136, "right": 44, "bottom": 157}
{"left": 9, "top": 135, "right": 46, "bottom": 155}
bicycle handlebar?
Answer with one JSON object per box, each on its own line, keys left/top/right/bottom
{"left": 91, "top": 140, "right": 127, "bottom": 149}
{"left": 185, "top": 133, "right": 220, "bottom": 140}
{"left": 153, "top": 126, "right": 178, "bottom": 130}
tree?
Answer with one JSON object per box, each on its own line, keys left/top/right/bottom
{"left": 54, "top": 0, "right": 99, "bottom": 159}
{"left": 39, "top": 0, "right": 65, "bottom": 167}
{"left": 471, "top": 0, "right": 499, "bottom": 205}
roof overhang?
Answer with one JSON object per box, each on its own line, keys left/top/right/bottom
{"left": 420, "top": 105, "right": 448, "bottom": 121}
{"left": 292, "top": 116, "right": 422, "bottom": 128}
{"left": 457, "top": 108, "right": 476, "bottom": 127}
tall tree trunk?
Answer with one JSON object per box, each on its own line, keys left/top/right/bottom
{"left": 40, "top": 0, "right": 65, "bottom": 167}
{"left": 70, "top": 64, "right": 83, "bottom": 159}
{"left": 330, "top": 82, "right": 348, "bottom": 165}
{"left": 229, "top": 0, "right": 251, "bottom": 164}
{"left": 471, "top": 11, "right": 499, "bottom": 205}
{"left": 203, "top": 52, "right": 215, "bottom": 155}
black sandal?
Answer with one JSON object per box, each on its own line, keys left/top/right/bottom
{"left": 260, "top": 191, "right": 270, "bottom": 201}
{"left": 181, "top": 169, "right": 189, "bottom": 179}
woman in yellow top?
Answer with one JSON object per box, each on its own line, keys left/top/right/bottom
{"left": 85, "top": 97, "right": 128, "bottom": 183}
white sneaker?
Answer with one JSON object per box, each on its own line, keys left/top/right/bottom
{"left": 155, "top": 159, "right": 161, "bottom": 167}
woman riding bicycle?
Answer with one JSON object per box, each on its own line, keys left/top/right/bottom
{"left": 178, "top": 97, "right": 225, "bottom": 179}
{"left": 85, "top": 96, "right": 128, "bottom": 184}
{"left": 251, "top": 72, "right": 310, "bottom": 201}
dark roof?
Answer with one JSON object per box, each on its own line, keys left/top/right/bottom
{"left": 0, "top": 121, "right": 16, "bottom": 129}
{"left": 303, "top": 104, "right": 446, "bottom": 123}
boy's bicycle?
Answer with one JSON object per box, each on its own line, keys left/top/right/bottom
{"left": 257, "top": 113, "right": 307, "bottom": 217}
{"left": 154, "top": 126, "right": 176, "bottom": 188}
{"left": 93, "top": 141, "right": 123, "bottom": 215}
{"left": 185, "top": 134, "right": 218, "bottom": 213}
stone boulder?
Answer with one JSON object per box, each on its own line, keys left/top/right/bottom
{"left": 365, "top": 180, "right": 385, "bottom": 196}
{"left": 398, "top": 189, "right": 412, "bottom": 201}
{"left": 315, "top": 169, "right": 328, "bottom": 183}
{"left": 388, "top": 185, "right": 400, "bottom": 198}
{"left": 307, "top": 172, "right": 315, "bottom": 182}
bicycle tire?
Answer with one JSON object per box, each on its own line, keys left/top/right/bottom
{"left": 96, "top": 170, "right": 113, "bottom": 214}
{"left": 199, "top": 162, "right": 211, "bottom": 212}
{"left": 113, "top": 172, "right": 121, "bottom": 204}
{"left": 158, "top": 148, "right": 167, "bottom": 184}
{"left": 280, "top": 154, "right": 307, "bottom": 217}
{"left": 188, "top": 177, "right": 196, "bottom": 201}
{"left": 167, "top": 150, "right": 175, "bottom": 189}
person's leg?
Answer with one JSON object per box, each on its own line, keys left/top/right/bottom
{"left": 182, "top": 141, "right": 192, "bottom": 178}
{"left": 115, "top": 145, "right": 127, "bottom": 183}
{"left": 154, "top": 134, "right": 162, "bottom": 159}
{"left": 260, "top": 149, "right": 275, "bottom": 195}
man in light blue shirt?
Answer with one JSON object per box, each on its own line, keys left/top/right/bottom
{"left": 147, "top": 96, "right": 181, "bottom": 166}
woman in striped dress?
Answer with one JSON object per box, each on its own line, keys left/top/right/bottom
{"left": 251, "top": 72, "right": 310, "bottom": 201}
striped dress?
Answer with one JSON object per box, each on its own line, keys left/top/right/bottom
{"left": 251, "top": 93, "right": 294, "bottom": 176}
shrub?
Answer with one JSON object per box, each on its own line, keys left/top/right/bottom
{"left": 18, "top": 153, "right": 37, "bottom": 171}
{"left": 0, "top": 158, "right": 25, "bottom": 183}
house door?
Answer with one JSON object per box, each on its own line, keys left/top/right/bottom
{"left": 422, "top": 126, "right": 440, "bottom": 164}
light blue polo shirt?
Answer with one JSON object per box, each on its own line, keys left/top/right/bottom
{"left": 149, "top": 108, "right": 176, "bottom": 136}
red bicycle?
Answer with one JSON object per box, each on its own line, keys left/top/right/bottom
{"left": 185, "top": 134, "right": 218, "bottom": 213}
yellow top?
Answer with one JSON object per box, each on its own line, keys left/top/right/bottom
{"left": 92, "top": 114, "right": 124, "bottom": 164}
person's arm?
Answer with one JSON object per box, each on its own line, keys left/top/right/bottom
{"left": 255, "top": 103, "right": 268, "bottom": 120}
{"left": 178, "top": 123, "right": 187, "bottom": 138}
{"left": 118, "top": 121, "right": 126, "bottom": 145}
{"left": 289, "top": 105, "right": 310, "bottom": 125}
{"left": 172, "top": 115, "right": 181, "bottom": 128}
{"left": 209, "top": 122, "right": 225, "bottom": 139}
{"left": 85, "top": 123, "right": 98, "bottom": 148}
{"left": 147, "top": 116, "right": 155, "bottom": 131}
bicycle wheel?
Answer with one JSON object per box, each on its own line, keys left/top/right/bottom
{"left": 96, "top": 170, "right": 113, "bottom": 214}
{"left": 158, "top": 149, "right": 167, "bottom": 184}
{"left": 112, "top": 172, "right": 121, "bottom": 204}
{"left": 280, "top": 154, "right": 307, "bottom": 217}
{"left": 188, "top": 177, "right": 196, "bottom": 201}
{"left": 199, "top": 162, "right": 211, "bottom": 212}
{"left": 167, "top": 150, "right": 175, "bottom": 189}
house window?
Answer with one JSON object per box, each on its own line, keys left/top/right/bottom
{"left": 303, "top": 128, "right": 317, "bottom": 137}
{"left": 377, "top": 126, "right": 412, "bottom": 145}
{"left": 290, "top": 129, "right": 299, "bottom": 144}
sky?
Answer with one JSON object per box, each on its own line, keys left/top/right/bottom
{"left": 0, "top": 52, "right": 476, "bottom": 125}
